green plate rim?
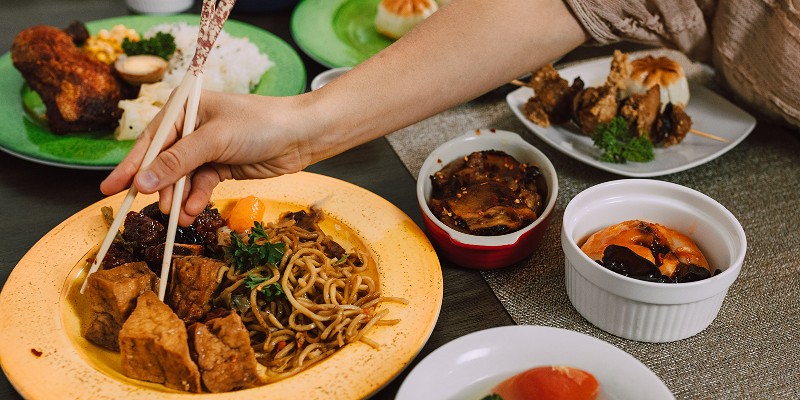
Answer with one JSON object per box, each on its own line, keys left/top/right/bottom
{"left": 291, "top": 0, "right": 392, "bottom": 68}
{"left": 0, "top": 14, "right": 306, "bottom": 170}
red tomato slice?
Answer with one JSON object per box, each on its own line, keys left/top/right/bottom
{"left": 492, "top": 365, "right": 600, "bottom": 400}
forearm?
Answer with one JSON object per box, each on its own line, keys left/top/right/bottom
{"left": 100, "top": 0, "right": 588, "bottom": 221}
{"left": 303, "top": 0, "right": 587, "bottom": 163}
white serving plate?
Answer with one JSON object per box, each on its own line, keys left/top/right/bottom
{"left": 506, "top": 56, "right": 757, "bottom": 177}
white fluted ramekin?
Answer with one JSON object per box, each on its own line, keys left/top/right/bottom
{"left": 561, "top": 179, "right": 746, "bottom": 342}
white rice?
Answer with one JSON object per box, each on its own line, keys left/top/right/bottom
{"left": 146, "top": 22, "right": 273, "bottom": 93}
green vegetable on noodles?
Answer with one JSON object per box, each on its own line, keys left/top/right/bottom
{"left": 333, "top": 255, "right": 349, "bottom": 265}
{"left": 244, "top": 274, "right": 285, "bottom": 302}
{"left": 480, "top": 395, "right": 503, "bottom": 400}
{"left": 591, "top": 116, "right": 654, "bottom": 163}
{"left": 122, "top": 32, "right": 177, "bottom": 60}
{"left": 225, "top": 221, "right": 286, "bottom": 273}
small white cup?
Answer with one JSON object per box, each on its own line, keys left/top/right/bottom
{"left": 561, "top": 179, "right": 746, "bottom": 342}
{"left": 126, "top": 0, "right": 193, "bottom": 15}
{"left": 310, "top": 67, "right": 352, "bottom": 91}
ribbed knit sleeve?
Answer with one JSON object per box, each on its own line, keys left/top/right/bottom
{"left": 563, "top": 0, "right": 800, "bottom": 128}
{"left": 563, "top": 0, "right": 714, "bottom": 59}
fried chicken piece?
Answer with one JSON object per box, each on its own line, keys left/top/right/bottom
{"left": 557, "top": 51, "right": 629, "bottom": 136}
{"left": 11, "top": 25, "right": 133, "bottom": 134}
{"left": 651, "top": 103, "right": 692, "bottom": 147}
{"left": 572, "top": 84, "right": 618, "bottom": 135}
{"left": 618, "top": 85, "right": 661, "bottom": 137}
{"left": 523, "top": 65, "right": 584, "bottom": 127}
{"left": 606, "top": 49, "right": 631, "bottom": 97}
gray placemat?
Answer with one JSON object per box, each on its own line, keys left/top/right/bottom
{"left": 385, "top": 52, "right": 800, "bottom": 399}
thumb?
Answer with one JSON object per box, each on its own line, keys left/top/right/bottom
{"left": 132, "top": 128, "right": 215, "bottom": 194}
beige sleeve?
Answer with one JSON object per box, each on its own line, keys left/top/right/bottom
{"left": 564, "top": 0, "right": 800, "bottom": 128}
{"left": 710, "top": 2, "right": 800, "bottom": 127}
{"left": 563, "top": 0, "right": 715, "bottom": 61}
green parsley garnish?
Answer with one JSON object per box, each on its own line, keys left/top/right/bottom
{"left": 244, "top": 274, "right": 284, "bottom": 302}
{"left": 225, "top": 221, "right": 286, "bottom": 273}
{"left": 122, "top": 32, "right": 176, "bottom": 60}
{"left": 591, "top": 116, "right": 654, "bottom": 163}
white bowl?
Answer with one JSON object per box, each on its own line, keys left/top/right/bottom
{"left": 125, "top": 0, "right": 193, "bottom": 14}
{"left": 416, "top": 129, "right": 558, "bottom": 269}
{"left": 396, "top": 326, "right": 674, "bottom": 400}
{"left": 310, "top": 67, "right": 352, "bottom": 91}
{"left": 561, "top": 179, "right": 746, "bottom": 342}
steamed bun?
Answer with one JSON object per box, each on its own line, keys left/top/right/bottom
{"left": 623, "top": 55, "right": 690, "bottom": 108}
{"left": 375, "top": 0, "right": 438, "bottom": 40}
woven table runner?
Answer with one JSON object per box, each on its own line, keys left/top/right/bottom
{"left": 384, "top": 50, "right": 800, "bottom": 399}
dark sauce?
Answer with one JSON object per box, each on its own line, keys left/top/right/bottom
{"left": 598, "top": 244, "right": 714, "bottom": 283}
{"left": 428, "top": 150, "right": 547, "bottom": 236}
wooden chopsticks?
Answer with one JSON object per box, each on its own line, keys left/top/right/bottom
{"left": 156, "top": 0, "right": 236, "bottom": 301}
{"left": 81, "top": 0, "right": 237, "bottom": 301}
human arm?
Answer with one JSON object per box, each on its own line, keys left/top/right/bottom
{"left": 100, "top": 0, "right": 588, "bottom": 225}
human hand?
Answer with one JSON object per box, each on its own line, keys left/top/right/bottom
{"left": 100, "top": 90, "right": 314, "bottom": 226}
{"left": 100, "top": 0, "right": 587, "bottom": 227}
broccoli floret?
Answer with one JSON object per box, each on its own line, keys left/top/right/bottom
{"left": 122, "top": 32, "right": 176, "bottom": 60}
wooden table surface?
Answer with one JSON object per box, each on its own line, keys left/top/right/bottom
{"left": 0, "top": 2, "right": 516, "bottom": 398}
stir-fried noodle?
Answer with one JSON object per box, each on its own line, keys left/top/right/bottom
{"left": 214, "top": 211, "right": 408, "bottom": 382}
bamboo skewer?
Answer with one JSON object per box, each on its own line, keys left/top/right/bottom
{"left": 81, "top": 0, "right": 237, "bottom": 297}
{"left": 508, "top": 79, "right": 730, "bottom": 143}
{"left": 689, "top": 129, "right": 729, "bottom": 143}
{"left": 510, "top": 79, "right": 528, "bottom": 87}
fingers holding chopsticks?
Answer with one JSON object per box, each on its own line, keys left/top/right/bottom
{"left": 154, "top": 163, "right": 224, "bottom": 226}
{"left": 184, "top": 164, "right": 226, "bottom": 220}
{"left": 86, "top": 0, "right": 240, "bottom": 297}
{"left": 97, "top": 94, "right": 207, "bottom": 202}
{"left": 102, "top": 91, "right": 313, "bottom": 224}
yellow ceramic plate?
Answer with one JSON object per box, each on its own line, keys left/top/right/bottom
{"left": 0, "top": 172, "right": 442, "bottom": 399}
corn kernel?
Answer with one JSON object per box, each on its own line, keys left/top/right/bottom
{"left": 82, "top": 24, "right": 140, "bottom": 64}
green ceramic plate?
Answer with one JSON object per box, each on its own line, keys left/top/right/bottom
{"left": 292, "top": 0, "right": 394, "bottom": 68}
{"left": 0, "top": 14, "right": 306, "bottom": 170}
